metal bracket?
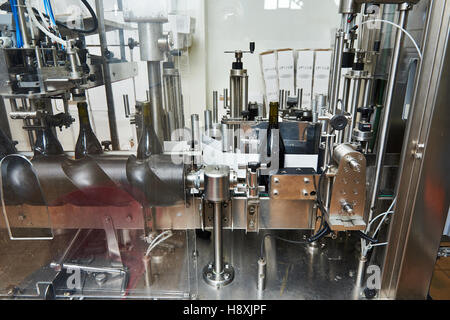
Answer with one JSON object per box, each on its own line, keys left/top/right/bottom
{"left": 103, "top": 216, "right": 123, "bottom": 267}
{"left": 246, "top": 199, "right": 260, "bottom": 233}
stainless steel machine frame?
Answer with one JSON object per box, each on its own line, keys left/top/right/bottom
{"left": 0, "top": 0, "right": 448, "bottom": 301}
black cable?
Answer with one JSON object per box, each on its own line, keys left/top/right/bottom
{"left": 355, "top": 231, "right": 379, "bottom": 244}
{"left": 32, "top": 0, "right": 98, "bottom": 35}
{"left": 307, "top": 222, "right": 332, "bottom": 243}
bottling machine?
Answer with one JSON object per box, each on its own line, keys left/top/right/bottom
{"left": 0, "top": 0, "right": 448, "bottom": 300}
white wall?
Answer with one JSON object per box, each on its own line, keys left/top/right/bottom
{"left": 205, "top": 0, "right": 341, "bottom": 121}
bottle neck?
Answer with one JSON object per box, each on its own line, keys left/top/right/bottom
{"left": 137, "top": 102, "right": 163, "bottom": 160}
{"left": 77, "top": 102, "right": 93, "bottom": 131}
{"left": 268, "top": 102, "right": 280, "bottom": 129}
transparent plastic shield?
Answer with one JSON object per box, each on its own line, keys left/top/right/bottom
{"left": 0, "top": 155, "right": 53, "bottom": 240}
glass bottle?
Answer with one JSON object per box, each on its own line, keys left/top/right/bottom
{"left": 267, "top": 101, "right": 285, "bottom": 170}
{"left": 75, "top": 102, "right": 103, "bottom": 159}
{"left": 137, "top": 101, "right": 163, "bottom": 160}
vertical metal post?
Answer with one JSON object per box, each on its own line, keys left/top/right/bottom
{"left": 213, "top": 202, "right": 223, "bottom": 276}
{"left": 213, "top": 91, "right": 219, "bottom": 123}
{"left": 95, "top": 0, "right": 120, "bottom": 150}
{"left": 117, "top": 0, "right": 126, "bottom": 62}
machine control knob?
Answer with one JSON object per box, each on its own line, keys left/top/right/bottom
{"left": 101, "top": 140, "right": 112, "bottom": 151}
{"left": 330, "top": 114, "right": 348, "bottom": 131}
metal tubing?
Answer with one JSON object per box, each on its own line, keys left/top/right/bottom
{"left": 213, "top": 202, "right": 223, "bottom": 275}
{"left": 17, "top": 0, "right": 31, "bottom": 48}
{"left": 367, "top": 6, "right": 409, "bottom": 229}
{"left": 95, "top": 0, "right": 120, "bottom": 150}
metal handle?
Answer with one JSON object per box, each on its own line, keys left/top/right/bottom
{"left": 123, "top": 94, "right": 131, "bottom": 118}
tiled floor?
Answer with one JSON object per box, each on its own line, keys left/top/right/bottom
{"left": 429, "top": 241, "right": 450, "bottom": 300}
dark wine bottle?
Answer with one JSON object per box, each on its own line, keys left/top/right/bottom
{"left": 75, "top": 102, "right": 103, "bottom": 159}
{"left": 267, "top": 101, "right": 285, "bottom": 170}
{"left": 137, "top": 101, "right": 163, "bottom": 160}
{"left": 34, "top": 126, "right": 64, "bottom": 157}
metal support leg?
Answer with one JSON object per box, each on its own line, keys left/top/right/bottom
{"left": 103, "top": 216, "right": 123, "bottom": 267}
{"left": 203, "top": 201, "right": 234, "bottom": 288}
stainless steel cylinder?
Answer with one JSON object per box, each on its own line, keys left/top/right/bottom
{"left": 204, "top": 165, "right": 230, "bottom": 202}
{"left": 257, "top": 258, "right": 267, "bottom": 291}
{"left": 230, "top": 69, "right": 248, "bottom": 119}
{"left": 221, "top": 123, "right": 232, "bottom": 153}
{"left": 204, "top": 110, "right": 212, "bottom": 135}
{"left": 339, "top": 0, "right": 361, "bottom": 14}
{"left": 333, "top": 143, "right": 357, "bottom": 164}
{"left": 138, "top": 22, "right": 164, "bottom": 61}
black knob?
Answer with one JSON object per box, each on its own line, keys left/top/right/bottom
{"left": 248, "top": 162, "right": 260, "bottom": 172}
{"left": 101, "top": 140, "right": 112, "bottom": 151}
{"left": 249, "top": 42, "right": 255, "bottom": 54}
{"left": 363, "top": 287, "right": 377, "bottom": 300}
{"left": 330, "top": 114, "right": 348, "bottom": 131}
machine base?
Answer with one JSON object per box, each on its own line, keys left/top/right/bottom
{"left": 202, "top": 262, "right": 235, "bottom": 288}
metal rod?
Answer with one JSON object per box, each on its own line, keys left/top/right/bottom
{"left": 213, "top": 202, "right": 223, "bottom": 275}
{"left": 367, "top": 5, "right": 409, "bottom": 229}
{"left": 117, "top": 0, "right": 126, "bottom": 61}
{"left": 223, "top": 89, "right": 228, "bottom": 109}
{"left": 191, "top": 114, "right": 200, "bottom": 151}
{"left": 95, "top": 0, "right": 120, "bottom": 150}
{"left": 204, "top": 110, "right": 212, "bottom": 135}
{"left": 257, "top": 258, "right": 266, "bottom": 291}
{"left": 213, "top": 91, "right": 219, "bottom": 123}
{"left": 347, "top": 78, "right": 361, "bottom": 143}
{"left": 143, "top": 255, "right": 152, "bottom": 287}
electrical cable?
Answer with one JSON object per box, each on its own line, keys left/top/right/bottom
{"left": 145, "top": 230, "right": 173, "bottom": 257}
{"left": 33, "top": 0, "right": 98, "bottom": 34}
{"left": 361, "top": 19, "right": 423, "bottom": 60}
{"left": 356, "top": 230, "right": 378, "bottom": 244}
